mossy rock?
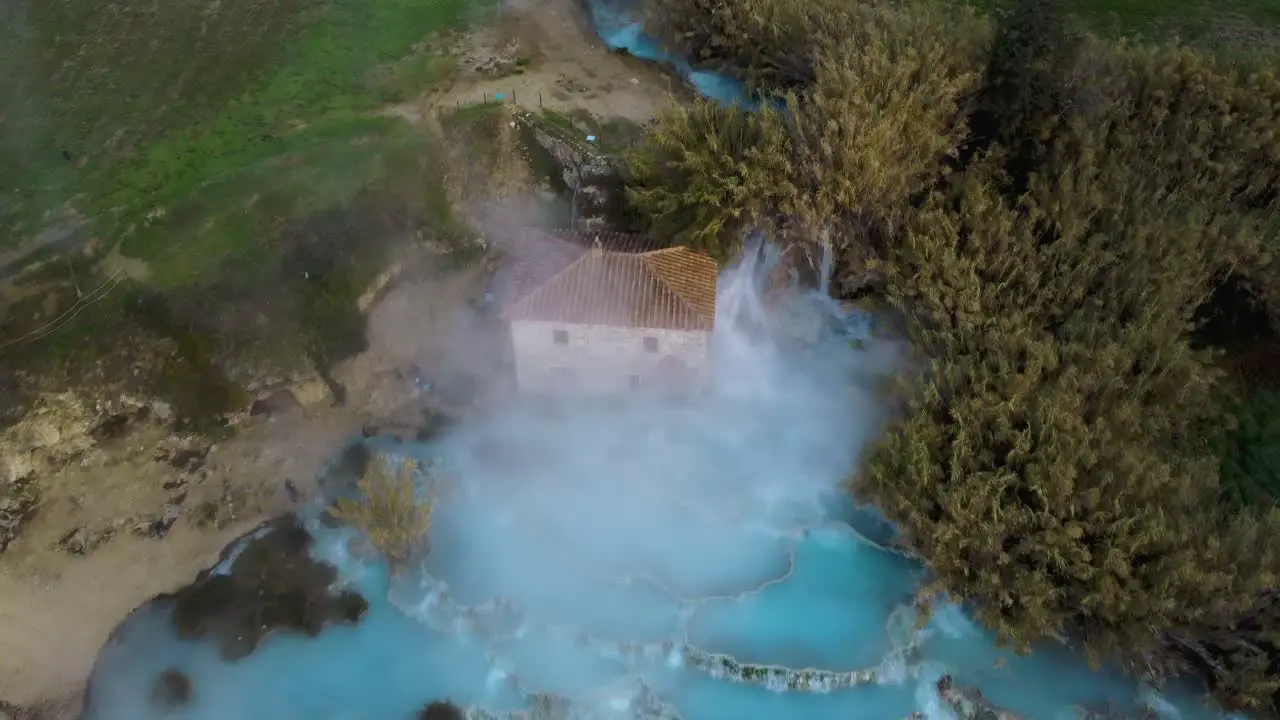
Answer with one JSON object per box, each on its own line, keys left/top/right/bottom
{"left": 165, "top": 514, "right": 367, "bottom": 661}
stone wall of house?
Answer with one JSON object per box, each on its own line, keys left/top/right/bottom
{"left": 509, "top": 320, "right": 709, "bottom": 395}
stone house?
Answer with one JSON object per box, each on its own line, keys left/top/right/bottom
{"left": 495, "top": 230, "right": 718, "bottom": 395}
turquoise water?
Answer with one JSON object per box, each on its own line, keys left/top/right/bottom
{"left": 82, "top": 244, "right": 1236, "bottom": 720}
{"left": 686, "top": 528, "right": 919, "bottom": 672}
{"left": 581, "top": 0, "right": 759, "bottom": 108}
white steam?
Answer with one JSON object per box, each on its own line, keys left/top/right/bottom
{"left": 365, "top": 235, "right": 908, "bottom": 708}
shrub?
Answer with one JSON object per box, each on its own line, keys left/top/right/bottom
{"left": 628, "top": 0, "right": 986, "bottom": 269}
{"left": 625, "top": 99, "right": 794, "bottom": 260}
{"left": 329, "top": 454, "right": 435, "bottom": 572}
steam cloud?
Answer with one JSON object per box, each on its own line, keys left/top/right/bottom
{"left": 84, "top": 234, "right": 918, "bottom": 719}
{"left": 399, "top": 237, "right": 898, "bottom": 601}
{"left": 366, "top": 237, "right": 910, "bottom": 712}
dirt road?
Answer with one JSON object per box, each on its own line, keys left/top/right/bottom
{"left": 420, "top": 0, "right": 687, "bottom": 122}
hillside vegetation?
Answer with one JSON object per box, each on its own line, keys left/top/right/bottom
{"left": 628, "top": 0, "right": 1280, "bottom": 713}
{"left": 0, "top": 0, "right": 491, "bottom": 429}
{"left": 0, "top": 0, "right": 477, "bottom": 247}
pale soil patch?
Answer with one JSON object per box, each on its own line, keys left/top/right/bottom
{"left": 97, "top": 241, "right": 151, "bottom": 282}
{"left": 420, "top": 0, "right": 688, "bottom": 123}
{"left": 0, "top": 278, "right": 62, "bottom": 318}
{"left": 0, "top": 520, "right": 259, "bottom": 705}
{"left": 0, "top": 255, "right": 491, "bottom": 705}
{"left": 0, "top": 407, "right": 365, "bottom": 704}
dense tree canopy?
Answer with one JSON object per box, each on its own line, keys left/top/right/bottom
{"left": 1213, "top": 391, "right": 1280, "bottom": 510}
{"left": 628, "top": 0, "right": 1280, "bottom": 713}
{"left": 626, "top": 100, "right": 793, "bottom": 260}
{"left": 630, "top": 0, "right": 986, "bottom": 282}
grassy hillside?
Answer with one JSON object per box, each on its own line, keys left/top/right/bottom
{"left": 0, "top": 0, "right": 483, "bottom": 253}
{"left": 0, "top": 0, "right": 496, "bottom": 428}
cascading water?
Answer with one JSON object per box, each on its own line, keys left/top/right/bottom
{"left": 579, "top": 0, "right": 758, "bottom": 108}
{"left": 82, "top": 238, "right": 1235, "bottom": 720}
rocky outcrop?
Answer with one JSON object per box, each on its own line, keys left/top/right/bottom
{"left": 159, "top": 514, "right": 368, "bottom": 660}
{"left": 0, "top": 392, "right": 155, "bottom": 554}
{"left": 0, "top": 392, "right": 107, "bottom": 486}
{"left": 0, "top": 361, "right": 342, "bottom": 554}
{"left": 150, "top": 669, "right": 193, "bottom": 711}
{"left": 0, "top": 391, "right": 205, "bottom": 554}
{"left": 0, "top": 477, "right": 38, "bottom": 554}
{"left": 684, "top": 647, "right": 881, "bottom": 691}
{"left": 936, "top": 675, "right": 1025, "bottom": 720}
{"left": 419, "top": 700, "right": 466, "bottom": 719}
{"left": 0, "top": 391, "right": 185, "bottom": 485}
{"left": 238, "top": 370, "right": 337, "bottom": 414}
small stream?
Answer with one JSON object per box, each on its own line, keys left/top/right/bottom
{"left": 579, "top": 0, "right": 759, "bottom": 108}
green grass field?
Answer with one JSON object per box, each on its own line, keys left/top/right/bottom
{"left": 0, "top": 0, "right": 485, "bottom": 253}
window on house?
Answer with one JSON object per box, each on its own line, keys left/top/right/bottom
{"left": 553, "top": 329, "right": 569, "bottom": 345}
{"left": 628, "top": 374, "right": 643, "bottom": 390}
{"left": 643, "top": 336, "right": 659, "bottom": 353}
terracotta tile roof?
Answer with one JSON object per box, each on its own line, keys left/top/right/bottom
{"left": 491, "top": 230, "right": 586, "bottom": 307}
{"left": 499, "top": 230, "right": 717, "bottom": 331}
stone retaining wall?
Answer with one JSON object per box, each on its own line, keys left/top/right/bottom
{"left": 511, "top": 110, "right": 624, "bottom": 232}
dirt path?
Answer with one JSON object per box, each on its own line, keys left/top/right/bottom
{"left": 420, "top": 0, "right": 687, "bottom": 123}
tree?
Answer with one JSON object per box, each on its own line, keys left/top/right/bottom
{"left": 628, "top": 0, "right": 987, "bottom": 278}
{"left": 330, "top": 454, "right": 435, "bottom": 573}
{"left": 645, "top": 0, "right": 833, "bottom": 92}
{"left": 864, "top": 95, "right": 1280, "bottom": 713}
{"left": 1211, "top": 391, "right": 1280, "bottom": 510}
{"left": 966, "top": 0, "right": 1080, "bottom": 194}
{"left": 778, "top": 5, "right": 987, "bottom": 247}
{"left": 625, "top": 99, "right": 794, "bottom": 260}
